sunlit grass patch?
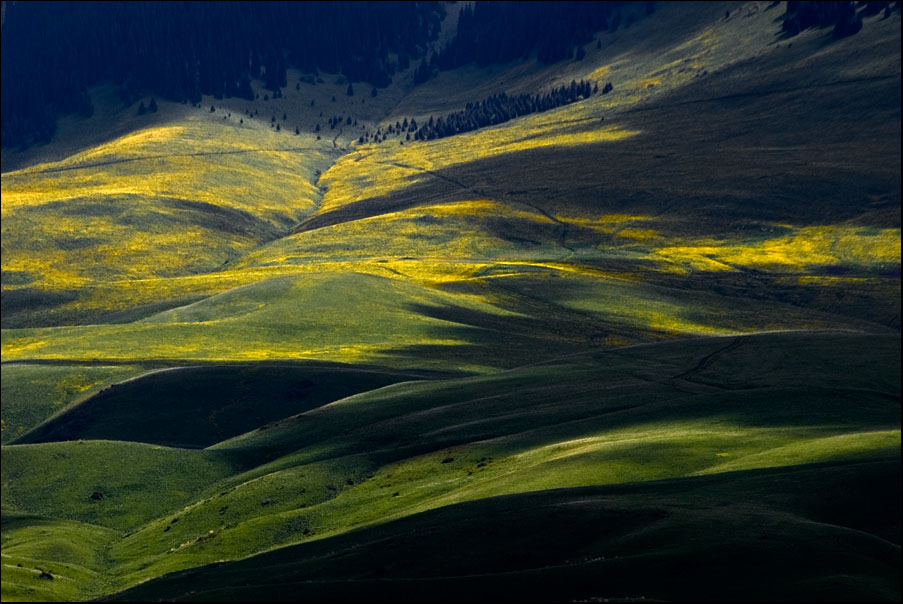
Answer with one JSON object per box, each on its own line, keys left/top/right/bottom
{"left": 587, "top": 64, "right": 612, "bottom": 80}
{"left": 1, "top": 441, "right": 236, "bottom": 530}
{"left": 653, "top": 225, "right": 901, "bottom": 273}
{"left": 316, "top": 122, "right": 639, "bottom": 215}
{"left": 237, "top": 199, "right": 562, "bottom": 270}
{"left": 1, "top": 513, "right": 119, "bottom": 602}
{"left": 0, "top": 273, "right": 509, "bottom": 370}
{"left": 695, "top": 430, "right": 901, "bottom": 474}
{"left": 72, "top": 126, "right": 192, "bottom": 163}
{"left": 2, "top": 121, "right": 336, "bottom": 289}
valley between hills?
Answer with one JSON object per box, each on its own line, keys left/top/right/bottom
{"left": 1, "top": 2, "right": 900, "bottom": 601}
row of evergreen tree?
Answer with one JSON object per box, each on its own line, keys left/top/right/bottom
{"left": 411, "top": 79, "right": 600, "bottom": 142}
{"left": 362, "top": 79, "right": 607, "bottom": 145}
{"left": 1, "top": 1, "right": 445, "bottom": 148}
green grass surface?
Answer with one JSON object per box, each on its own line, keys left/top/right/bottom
{"left": 1, "top": 272, "right": 529, "bottom": 371}
{"left": 1, "top": 512, "right": 118, "bottom": 602}
{"left": 1, "top": 1, "right": 900, "bottom": 601}
{"left": 3, "top": 332, "right": 897, "bottom": 599}
{"left": 103, "top": 459, "right": 901, "bottom": 603}
{"left": 1, "top": 441, "right": 237, "bottom": 530}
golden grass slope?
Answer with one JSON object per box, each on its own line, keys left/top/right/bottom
{"left": 2, "top": 117, "right": 337, "bottom": 288}
{"left": 1, "top": 0, "right": 899, "bottom": 357}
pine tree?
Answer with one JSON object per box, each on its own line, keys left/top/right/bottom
{"left": 149, "top": 98, "right": 158, "bottom": 112}
{"left": 347, "top": 83, "right": 354, "bottom": 96}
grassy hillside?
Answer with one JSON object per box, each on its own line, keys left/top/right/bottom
{"left": 1, "top": 364, "right": 145, "bottom": 443}
{"left": 1, "top": 1, "right": 899, "bottom": 601}
{"left": 13, "top": 364, "right": 450, "bottom": 448}
{"left": 103, "top": 459, "right": 901, "bottom": 603}
{"left": 3, "top": 332, "right": 899, "bottom": 600}
{"left": 1, "top": 512, "right": 119, "bottom": 603}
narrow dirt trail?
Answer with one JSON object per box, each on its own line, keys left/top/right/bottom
{"left": 379, "top": 160, "right": 576, "bottom": 259}
{"left": 671, "top": 335, "right": 745, "bottom": 381}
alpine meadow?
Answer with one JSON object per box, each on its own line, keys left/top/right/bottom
{"left": 1, "top": 1, "right": 900, "bottom": 602}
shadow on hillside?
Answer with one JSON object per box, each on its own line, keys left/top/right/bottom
{"left": 13, "top": 362, "right": 462, "bottom": 449}
{"left": 104, "top": 458, "right": 902, "bottom": 602}
{"left": 297, "top": 51, "right": 900, "bottom": 236}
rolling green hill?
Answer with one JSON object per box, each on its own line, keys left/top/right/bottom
{"left": 2, "top": 332, "right": 899, "bottom": 601}
{"left": 1, "top": 1, "right": 899, "bottom": 601}
{"left": 103, "top": 459, "right": 902, "bottom": 603}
